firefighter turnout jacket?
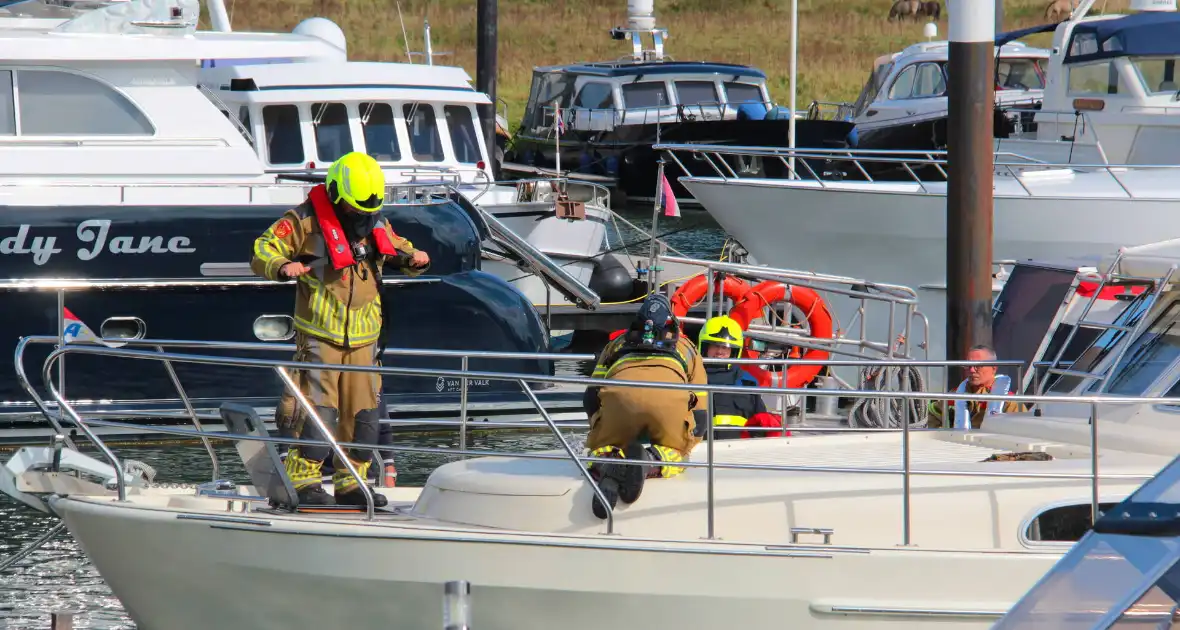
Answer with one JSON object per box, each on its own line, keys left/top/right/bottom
{"left": 251, "top": 184, "right": 427, "bottom": 347}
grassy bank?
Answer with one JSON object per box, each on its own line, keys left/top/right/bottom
{"left": 227, "top": 0, "right": 1131, "bottom": 126}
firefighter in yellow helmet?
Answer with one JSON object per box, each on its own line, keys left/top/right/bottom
{"left": 698, "top": 315, "right": 784, "bottom": 440}
{"left": 582, "top": 294, "right": 708, "bottom": 519}
{"left": 252, "top": 152, "right": 430, "bottom": 507}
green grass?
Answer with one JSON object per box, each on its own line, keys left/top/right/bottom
{"left": 224, "top": 0, "right": 1131, "bottom": 126}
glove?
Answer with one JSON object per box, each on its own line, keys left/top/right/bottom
{"left": 743, "top": 412, "right": 787, "bottom": 439}
{"left": 692, "top": 409, "right": 709, "bottom": 436}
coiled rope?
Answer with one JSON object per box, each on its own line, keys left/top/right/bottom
{"left": 846, "top": 364, "right": 930, "bottom": 429}
{"left": 122, "top": 458, "right": 158, "bottom": 484}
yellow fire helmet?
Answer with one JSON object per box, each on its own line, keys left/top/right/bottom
{"left": 326, "top": 152, "right": 386, "bottom": 213}
{"left": 698, "top": 315, "right": 744, "bottom": 352}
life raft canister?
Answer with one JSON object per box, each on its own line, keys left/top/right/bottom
{"left": 727, "top": 280, "right": 835, "bottom": 389}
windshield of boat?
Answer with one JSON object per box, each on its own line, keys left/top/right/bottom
{"left": 1047, "top": 291, "right": 1153, "bottom": 394}
{"left": 997, "top": 57, "right": 1046, "bottom": 91}
{"left": 1130, "top": 56, "right": 1180, "bottom": 94}
{"left": 1103, "top": 300, "right": 1180, "bottom": 395}
{"left": 852, "top": 60, "right": 894, "bottom": 118}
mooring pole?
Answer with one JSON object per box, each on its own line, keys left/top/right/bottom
{"left": 476, "top": 0, "right": 498, "bottom": 178}
{"left": 946, "top": 0, "right": 996, "bottom": 388}
{"left": 996, "top": 0, "right": 1004, "bottom": 33}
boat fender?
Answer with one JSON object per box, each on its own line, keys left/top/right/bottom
{"left": 727, "top": 280, "right": 834, "bottom": 389}
{"left": 589, "top": 254, "right": 637, "bottom": 303}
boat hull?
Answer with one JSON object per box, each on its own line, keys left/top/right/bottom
{"left": 680, "top": 175, "right": 1180, "bottom": 378}
{"left": 0, "top": 201, "right": 558, "bottom": 416}
{"left": 55, "top": 495, "right": 1059, "bottom": 629}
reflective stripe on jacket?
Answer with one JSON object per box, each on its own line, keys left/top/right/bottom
{"left": 589, "top": 334, "right": 707, "bottom": 401}
{"left": 250, "top": 190, "right": 427, "bottom": 347}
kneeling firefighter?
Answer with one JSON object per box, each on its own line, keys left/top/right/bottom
{"left": 254, "top": 152, "right": 430, "bottom": 507}
{"left": 698, "top": 316, "right": 786, "bottom": 440}
{"left": 582, "top": 294, "right": 708, "bottom": 519}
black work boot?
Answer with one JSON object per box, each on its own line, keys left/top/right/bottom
{"left": 591, "top": 474, "right": 620, "bottom": 520}
{"left": 335, "top": 487, "right": 389, "bottom": 508}
{"left": 297, "top": 484, "right": 336, "bottom": 506}
{"left": 617, "top": 441, "right": 652, "bottom": 505}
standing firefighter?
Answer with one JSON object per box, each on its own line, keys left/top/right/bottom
{"left": 582, "top": 294, "right": 708, "bottom": 519}
{"left": 252, "top": 152, "right": 430, "bottom": 507}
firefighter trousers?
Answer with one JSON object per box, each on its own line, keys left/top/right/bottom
{"left": 277, "top": 332, "right": 382, "bottom": 491}
{"left": 585, "top": 368, "right": 699, "bottom": 478}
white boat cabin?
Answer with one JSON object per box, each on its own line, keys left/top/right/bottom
{"left": 1021, "top": 9, "right": 1180, "bottom": 165}
{"left": 848, "top": 40, "right": 1050, "bottom": 129}
{"left": 198, "top": 61, "right": 497, "bottom": 186}
{"left": 518, "top": 61, "right": 777, "bottom": 135}
{"left": 0, "top": 7, "right": 347, "bottom": 188}
{"left": 0, "top": 0, "right": 498, "bottom": 196}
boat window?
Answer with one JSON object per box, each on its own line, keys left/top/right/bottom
{"left": 521, "top": 70, "right": 575, "bottom": 133}
{"left": 1047, "top": 291, "right": 1153, "bottom": 393}
{"left": 312, "top": 102, "right": 353, "bottom": 163}
{"left": 1025, "top": 502, "right": 1118, "bottom": 542}
{"left": 1104, "top": 301, "right": 1180, "bottom": 395}
{"left": 887, "top": 65, "right": 917, "bottom": 99}
{"left": 262, "top": 104, "right": 304, "bottom": 165}
{"left": 676, "top": 80, "right": 720, "bottom": 106}
{"left": 997, "top": 58, "right": 1046, "bottom": 90}
{"left": 724, "top": 81, "right": 764, "bottom": 105}
{"left": 1131, "top": 57, "right": 1180, "bottom": 94}
{"left": 0, "top": 71, "right": 13, "bottom": 135}
{"left": 16, "top": 70, "right": 153, "bottom": 135}
{"left": 1069, "top": 31, "right": 1099, "bottom": 58}
{"left": 621, "top": 81, "right": 669, "bottom": 109}
{"left": 402, "top": 103, "right": 444, "bottom": 162}
{"left": 910, "top": 63, "right": 947, "bottom": 98}
{"left": 1068, "top": 61, "right": 1124, "bottom": 95}
{"left": 573, "top": 82, "right": 615, "bottom": 109}
{"left": 851, "top": 63, "right": 892, "bottom": 117}
{"left": 236, "top": 105, "right": 254, "bottom": 146}
{"left": 444, "top": 105, "right": 481, "bottom": 164}
{"left": 359, "top": 103, "right": 400, "bottom": 162}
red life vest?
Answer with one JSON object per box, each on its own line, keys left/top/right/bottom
{"left": 308, "top": 184, "right": 399, "bottom": 270}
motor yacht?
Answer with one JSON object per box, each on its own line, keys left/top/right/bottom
{"left": 7, "top": 239, "right": 1180, "bottom": 628}
{"left": 0, "top": 0, "right": 628, "bottom": 433}
{"left": 661, "top": 0, "right": 1180, "bottom": 376}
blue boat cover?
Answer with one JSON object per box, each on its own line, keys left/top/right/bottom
{"left": 1065, "top": 12, "right": 1180, "bottom": 64}
{"left": 995, "top": 22, "right": 1059, "bottom": 48}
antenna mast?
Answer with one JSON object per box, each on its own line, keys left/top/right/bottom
{"left": 610, "top": 0, "right": 667, "bottom": 61}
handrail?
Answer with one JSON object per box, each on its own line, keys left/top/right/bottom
{"left": 26, "top": 340, "right": 1170, "bottom": 543}
{"left": 14, "top": 334, "right": 1030, "bottom": 382}
{"left": 655, "top": 143, "right": 1177, "bottom": 201}
{"left": 660, "top": 255, "right": 920, "bottom": 303}
{"left": 655, "top": 143, "right": 1180, "bottom": 172}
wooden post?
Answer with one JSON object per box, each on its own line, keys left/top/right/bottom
{"left": 51, "top": 612, "right": 74, "bottom": 630}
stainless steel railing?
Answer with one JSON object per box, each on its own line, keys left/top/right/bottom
{"left": 654, "top": 142, "right": 1180, "bottom": 199}
{"left": 20, "top": 336, "right": 1161, "bottom": 544}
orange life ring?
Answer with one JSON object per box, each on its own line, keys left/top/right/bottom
{"left": 670, "top": 274, "right": 751, "bottom": 318}
{"left": 727, "top": 281, "right": 834, "bottom": 389}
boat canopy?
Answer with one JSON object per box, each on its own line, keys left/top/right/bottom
{"left": 1066, "top": 12, "right": 1180, "bottom": 64}
{"left": 996, "top": 22, "right": 1059, "bottom": 49}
